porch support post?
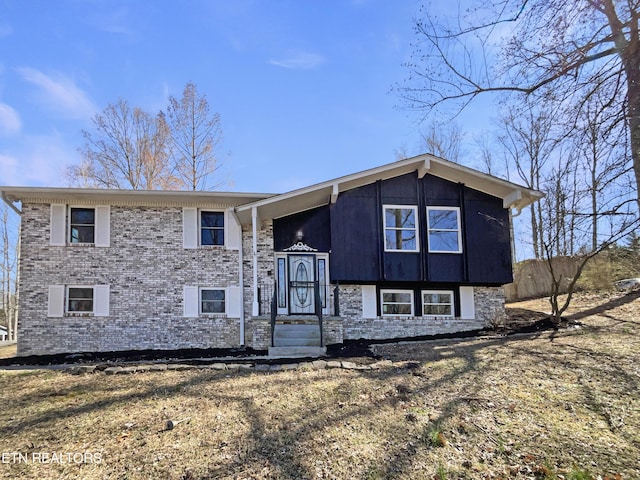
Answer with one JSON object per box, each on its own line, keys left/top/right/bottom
{"left": 251, "top": 207, "right": 260, "bottom": 316}
{"left": 231, "top": 208, "right": 245, "bottom": 346}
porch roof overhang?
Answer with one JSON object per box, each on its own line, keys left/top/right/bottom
{"left": 235, "top": 154, "right": 543, "bottom": 224}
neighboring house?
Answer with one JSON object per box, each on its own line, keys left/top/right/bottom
{"left": 0, "top": 326, "right": 7, "bottom": 341}
{"left": 1, "top": 155, "right": 542, "bottom": 357}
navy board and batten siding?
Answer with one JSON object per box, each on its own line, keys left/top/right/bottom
{"left": 270, "top": 171, "right": 514, "bottom": 285}
{"left": 273, "top": 206, "right": 331, "bottom": 252}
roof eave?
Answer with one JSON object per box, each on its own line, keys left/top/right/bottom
{"left": 236, "top": 154, "right": 544, "bottom": 223}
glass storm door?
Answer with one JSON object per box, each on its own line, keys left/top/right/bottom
{"left": 288, "top": 254, "right": 316, "bottom": 314}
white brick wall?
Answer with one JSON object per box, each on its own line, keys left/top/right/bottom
{"left": 338, "top": 284, "right": 504, "bottom": 340}
{"left": 18, "top": 203, "right": 244, "bottom": 356}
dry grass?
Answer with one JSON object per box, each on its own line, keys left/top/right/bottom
{"left": 0, "top": 343, "right": 17, "bottom": 359}
{"left": 1, "top": 291, "right": 639, "bottom": 479}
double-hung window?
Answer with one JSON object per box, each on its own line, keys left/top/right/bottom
{"left": 426, "top": 207, "right": 462, "bottom": 253}
{"left": 201, "top": 288, "right": 226, "bottom": 314}
{"left": 383, "top": 205, "right": 419, "bottom": 252}
{"left": 50, "top": 204, "right": 109, "bottom": 247}
{"left": 67, "top": 286, "right": 94, "bottom": 313}
{"left": 69, "top": 207, "right": 95, "bottom": 244}
{"left": 422, "top": 290, "right": 455, "bottom": 317}
{"left": 200, "top": 211, "right": 225, "bottom": 246}
{"left": 381, "top": 289, "right": 414, "bottom": 316}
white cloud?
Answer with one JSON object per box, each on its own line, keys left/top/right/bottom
{"left": 88, "top": 7, "right": 135, "bottom": 37}
{"left": 0, "top": 103, "right": 21, "bottom": 135}
{"left": 0, "top": 134, "right": 79, "bottom": 187}
{"left": 269, "top": 51, "right": 326, "bottom": 70}
{"left": 15, "top": 67, "right": 96, "bottom": 119}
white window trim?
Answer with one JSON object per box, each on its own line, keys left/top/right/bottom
{"left": 199, "top": 210, "right": 226, "bottom": 248}
{"left": 67, "top": 205, "right": 98, "bottom": 247}
{"left": 199, "top": 287, "right": 227, "bottom": 316}
{"left": 380, "top": 289, "right": 414, "bottom": 317}
{"left": 426, "top": 206, "right": 463, "bottom": 254}
{"left": 65, "top": 285, "right": 95, "bottom": 315}
{"left": 421, "top": 290, "right": 455, "bottom": 318}
{"left": 383, "top": 205, "right": 420, "bottom": 253}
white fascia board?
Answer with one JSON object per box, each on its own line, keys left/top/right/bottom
{"left": 0, "top": 186, "right": 275, "bottom": 207}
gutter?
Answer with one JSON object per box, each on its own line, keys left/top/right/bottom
{"left": 1, "top": 191, "right": 22, "bottom": 216}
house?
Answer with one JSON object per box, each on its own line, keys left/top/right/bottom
{"left": 0, "top": 326, "right": 7, "bottom": 342}
{"left": 1, "top": 155, "right": 542, "bottom": 357}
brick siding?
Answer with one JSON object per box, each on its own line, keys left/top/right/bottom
{"left": 18, "top": 203, "right": 243, "bottom": 356}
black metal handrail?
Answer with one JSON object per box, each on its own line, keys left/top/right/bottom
{"left": 258, "top": 282, "right": 340, "bottom": 317}
{"left": 270, "top": 289, "right": 277, "bottom": 347}
{"left": 314, "top": 281, "right": 323, "bottom": 346}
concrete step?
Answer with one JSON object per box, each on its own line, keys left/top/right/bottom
{"left": 274, "top": 337, "right": 321, "bottom": 347}
{"left": 274, "top": 324, "right": 320, "bottom": 337}
{"left": 273, "top": 324, "right": 321, "bottom": 347}
{"left": 268, "top": 346, "right": 327, "bottom": 358}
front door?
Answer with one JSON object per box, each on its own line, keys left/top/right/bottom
{"left": 288, "top": 254, "right": 316, "bottom": 314}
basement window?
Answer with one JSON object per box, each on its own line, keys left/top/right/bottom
{"left": 201, "top": 288, "right": 226, "bottom": 314}
{"left": 422, "top": 290, "right": 454, "bottom": 317}
{"left": 67, "top": 286, "right": 94, "bottom": 313}
{"left": 381, "top": 289, "right": 414, "bottom": 316}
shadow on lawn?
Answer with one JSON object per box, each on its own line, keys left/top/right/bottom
{"left": 2, "top": 295, "right": 639, "bottom": 478}
{"left": 0, "top": 334, "right": 540, "bottom": 479}
{"left": 566, "top": 289, "right": 640, "bottom": 324}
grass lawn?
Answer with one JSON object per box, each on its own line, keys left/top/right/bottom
{"left": 0, "top": 291, "right": 638, "bottom": 479}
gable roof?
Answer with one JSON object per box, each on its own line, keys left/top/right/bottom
{"left": 234, "top": 154, "right": 543, "bottom": 224}
{"left": 1, "top": 154, "right": 542, "bottom": 222}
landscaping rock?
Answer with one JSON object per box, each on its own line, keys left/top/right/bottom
{"left": 312, "top": 360, "right": 327, "bottom": 369}
{"left": 104, "top": 366, "right": 123, "bottom": 375}
{"left": 116, "top": 366, "right": 137, "bottom": 375}
{"left": 280, "top": 363, "right": 299, "bottom": 370}
{"left": 149, "top": 364, "right": 168, "bottom": 371}
{"left": 326, "top": 361, "right": 342, "bottom": 369}
{"left": 67, "top": 365, "right": 96, "bottom": 375}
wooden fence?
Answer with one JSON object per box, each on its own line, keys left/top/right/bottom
{"left": 504, "top": 257, "right": 581, "bottom": 302}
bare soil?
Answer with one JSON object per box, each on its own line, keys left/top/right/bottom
{"left": 0, "top": 291, "right": 638, "bottom": 479}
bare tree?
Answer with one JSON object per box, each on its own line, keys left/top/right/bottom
{"left": 543, "top": 204, "right": 639, "bottom": 325}
{"left": 399, "top": 0, "right": 640, "bottom": 207}
{"left": 68, "top": 99, "right": 174, "bottom": 190}
{"left": 166, "top": 82, "right": 223, "bottom": 191}
{"left": 1, "top": 205, "right": 18, "bottom": 341}
{"left": 574, "top": 86, "right": 632, "bottom": 251}
{"left": 496, "top": 102, "right": 558, "bottom": 259}
{"left": 417, "top": 120, "right": 464, "bottom": 163}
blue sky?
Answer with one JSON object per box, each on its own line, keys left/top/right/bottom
{"left": 0, "top": 0, "right": 500, "bottom": 193}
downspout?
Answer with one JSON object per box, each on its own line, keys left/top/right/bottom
{"left": 251, "top": 207, "right": 260, "bottom": 316}
{"left": 1, "top": 192, "right": 23, "bottom": 216}
{"left": 231, "top": 208, "right": 245, "bottom": 347}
